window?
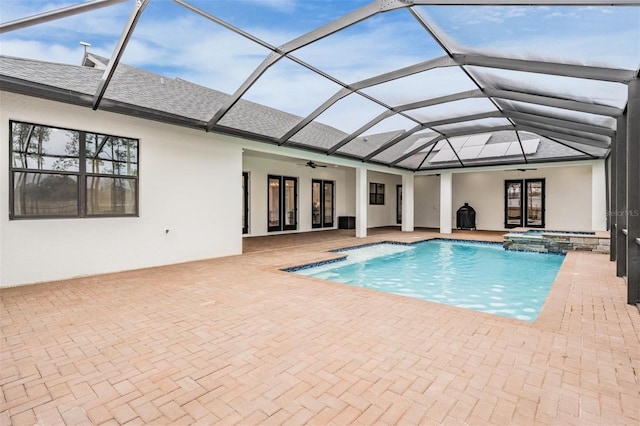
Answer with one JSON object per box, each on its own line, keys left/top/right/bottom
{"left": 369, "top": 182, "right": 385, "bottom": 205}
{"left": 312, "top": 179, "right": 334, "bottom": 228}
{"left": 504, "top": 179, "right": 545, "bottom": 228}
{"left": 268, "top": 175, "right": 297, "bottom": 232}
{"left": 10, "top": 121, "right": 138, "bottom": 219}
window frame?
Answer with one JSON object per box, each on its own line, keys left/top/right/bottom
{"left": 369, "top": 182, "right": 385, "bottom": 205}
{"left": 9, "top": 120, "right": 139, "bottom": 220}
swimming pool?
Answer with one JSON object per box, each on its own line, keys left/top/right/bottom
{"left": 289, "top": 239, "right": 564, "bottom": 321}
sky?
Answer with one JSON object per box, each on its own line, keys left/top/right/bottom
{"left": 1, "top": 0, "right": 638, "bottom": 133}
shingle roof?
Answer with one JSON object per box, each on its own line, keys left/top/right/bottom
{"left": 0, "top": 54, "right": 606, "bottom": 169}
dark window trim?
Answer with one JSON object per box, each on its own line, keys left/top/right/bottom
{"left": 9, "top": 120, "right": 139, "bottom": 220}
{"left": 369, "top": 182, "right": 385, "bottom": 205}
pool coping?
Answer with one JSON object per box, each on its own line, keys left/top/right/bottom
{"left": 281, "top": 237, "right": 563, "bottom": 273}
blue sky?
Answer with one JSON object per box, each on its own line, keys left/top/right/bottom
{"left": 1, "top": 1, "right": 638, "bottom": 131}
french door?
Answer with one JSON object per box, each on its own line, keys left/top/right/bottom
{"left": 242, "top": 172, "right": 249, "bottom": 234}
{"left": 504, "top": 179, "right": 545, "bottom": 228}
{"left": 312, "top": 179, "right": 334, "bottom": 228}
{"left": 268, "top": 175, "right": 297, "bottom": 232}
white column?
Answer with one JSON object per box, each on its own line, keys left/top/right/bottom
{"left": 440, "top": 172, "right": 453, "bottom": 234}
{"left": 355, "top": 167, "right": 368, "bottom": 238}
{"left": 592, "top": 160, "right": 607, "bottom": 231}
{"left": 402, "top": 173, "right": 414, "bottom": 232}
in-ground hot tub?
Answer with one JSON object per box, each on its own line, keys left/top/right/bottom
{"left": 503, "top": 229, "right": 610, "bottom": 254}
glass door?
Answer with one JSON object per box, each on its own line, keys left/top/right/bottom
{"left": 525, "top": 179, "right": 545, "bottom": 227}
{"left": 505, "top": 180, "right": 523, "bottom": 228}
{"left": 283, "top": 177, "right": 297, "bottom": 231}
{"left": 504, "top": 179, "right": 545, "bottom": 228}
{"left": 312, "top": 179, "right": 334, "bottom": 228}
{"left": 312, "top": 180, "right": 322, "bottom": 228}
{"left": 268, "top": 175, "right": 281, "bottom": 232}
{"left": 242, "top": 172, "right": 249, "bottom": 234}
{"left": 323, "top": 181, "right": 334, "bottom": 227}
{"left": 268, "top": 175, "right": 297, "bottom": 232}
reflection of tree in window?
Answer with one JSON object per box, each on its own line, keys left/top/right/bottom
{"left": 10, "top": 120, "right": 138, "bottom": 218}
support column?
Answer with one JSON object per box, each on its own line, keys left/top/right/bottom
{"left": 591, "top": 160, "right": 607, "bottom": 231}
{"left": 355, "top": 166, "right": 368, "bottom": 238}
{"left": 610, "top": 132, "right": 617, "bottom": 262}
{"left": 626, "top": 78, "right": 639, "bottom": 304}
{"left": 440, "top": 172, "right": 453, "bottom": 234}
{"left": 616, "top": 115, "right": 628, "bottom": 278}
{"left": 402, "top": 173, "right": 414, "bottom": 232}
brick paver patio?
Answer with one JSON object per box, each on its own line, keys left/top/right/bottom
{"left": 1, "top": 229, "right": 638, "bottom": 425}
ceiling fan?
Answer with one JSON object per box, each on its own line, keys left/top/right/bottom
{"left": 298, "top": 160, "right": 327, "bottom": 169}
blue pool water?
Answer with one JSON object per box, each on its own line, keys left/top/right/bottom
{"left": 290, "top": 239, "right": 564, "bottom": 321}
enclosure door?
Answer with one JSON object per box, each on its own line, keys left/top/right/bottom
{"left": 396, "top": 185, "right": 402, "bottom": 225}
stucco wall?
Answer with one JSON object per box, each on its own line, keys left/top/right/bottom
{"left": 1, "top": 92, "right": 243, "bottom": 287}
{"left": 242, "top": 155, "right": 351, "bottom": 236}
{"left": 414, "top": 175, "right": 440, "bottom": 228}
{"left": 452, "top": 167, "right": 593, "bottom": 231}
{"left": 414, "top": 166, "right": 595, "bottom": 231}
{"left": 366, "top": 171, "right": 402, "bottom": 228}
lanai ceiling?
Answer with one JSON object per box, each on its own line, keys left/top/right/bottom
{"left": 1, "top": 0, "right": 639, "bottom": 171}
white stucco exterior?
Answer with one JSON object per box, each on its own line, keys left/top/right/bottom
{"left": 1, "top": 92, "right": 243, "bottom": 287}
{"left": 414, "top": 164, "right": 599, "bottom": 232}
{"left": 0, "top": 91, "right": 608, "bottom": 287}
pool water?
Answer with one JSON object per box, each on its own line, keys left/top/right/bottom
{"left": 291, "top": 239, "right": 564, "bottom": 321}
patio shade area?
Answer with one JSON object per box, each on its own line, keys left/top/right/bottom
{"left": 0, "top": 0, "right": 638, "bottom": 170}
{"left": 1, "top": 230, "right": 639, "bottom": 425}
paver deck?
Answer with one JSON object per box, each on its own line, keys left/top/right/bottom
{"left": 1, "top": 228, "right": 639, "bottom": 425}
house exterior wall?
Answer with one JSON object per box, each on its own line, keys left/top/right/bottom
{"left": 451, "top": 166, "right": 593, "bottom": 231}
{"left": 0, "top": 92, "right": 242, "bottom": 287}
{"left": 414, "top": 165, "right": 595, "bottom": 231}
{"left": 366, "top": 171, "right": 402, "bottom": 228}
{"left": 241, "top": 155, "right": 351, "bottom": 236}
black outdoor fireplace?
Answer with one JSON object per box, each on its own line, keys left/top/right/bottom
{"left": 456, "top": 203, "right": 476, "bottom": 230}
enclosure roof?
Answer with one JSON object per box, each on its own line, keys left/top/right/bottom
{"left": 1, "top": 0, "right": 638, "bottom": 171}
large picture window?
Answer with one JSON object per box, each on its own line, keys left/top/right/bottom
{"left": 10, "top": 121, "right": 138, "bottom": 219}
